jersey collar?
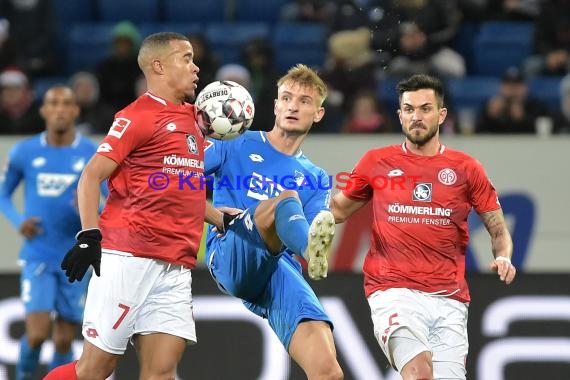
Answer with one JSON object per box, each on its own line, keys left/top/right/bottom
{"left": 401, "top": 141, "right": 445, "bottom": 155}
{"left": 145, "top": 92, "right": 167, "bottom": 106}
{"left": 261, "top": 131, "right": 303, "bottom": 158}
{"left": 40, "top": 131, "right": 81, "bottom": 147}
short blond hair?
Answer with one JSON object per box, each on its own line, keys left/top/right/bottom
{"left": 277, "top": 64, "right": 328, "bottom": 106}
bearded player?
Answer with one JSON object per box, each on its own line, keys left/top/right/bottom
{"left": 331, "top": 74, "right": 516, "bottom": 380}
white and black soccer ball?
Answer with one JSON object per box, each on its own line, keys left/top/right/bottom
{"left": 195, "top": 80, "right": 255, "bottom": 140}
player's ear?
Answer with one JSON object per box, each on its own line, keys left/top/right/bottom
{"left": 71, "top": 103, "right": 80, "bottom": 120}
{"left": 151, "top": 59, "right": 163, "bottom": 74}
{"left": 39, "top": 104, "right": 48, "bottom": 120}
{"left": 439, "top": 107, "right": 448, "bottom": 125}
{"left": 313, "top": 106, "right": 325, "bottom": 123}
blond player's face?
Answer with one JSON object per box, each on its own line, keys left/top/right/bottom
{"left": 398, "top": 89, "right": 447, "bottom": 146}
{"left": 163, "top": 40, "right": 199, "bottom": 100}
{"left": 274, "top": 81, "right": 324, "bottom": 134}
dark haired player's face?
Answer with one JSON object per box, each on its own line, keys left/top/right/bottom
{"left": 163, "top": 40, "right": 199, "bottom": 101}
{"left": 398, "top": 89, "right": 446, "bottom": 146}
{"left": 41, "top": 88, "right": 79, "bottom": 134}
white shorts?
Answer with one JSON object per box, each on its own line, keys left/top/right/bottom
{"left": 82, "top": 253, "right": 196, "bottom": 355}
{"left": 368, "top": 288, "right": 468, "bottom": 379}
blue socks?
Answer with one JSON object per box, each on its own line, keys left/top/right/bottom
{"left": 16, "top": 336, "right": 75, "bottom": 378}
{"left": 274, "top": 197, "right": 309, "bottom": 256}
{"left": 16, "top": 336, "right": 40, "bottom": 380}
{"left": 49, "top": 349, "right": 74, "bottom": 371}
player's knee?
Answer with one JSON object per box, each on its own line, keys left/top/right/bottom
{"left": 401, "top": 352, "right": 433, "bottom": 380}
{"left": 26, "top": 331, "right": 49, "bottom": 348}
{"left": 306, "top": 354, "right": 343, "bottom": 380}
{"left": 306, "top": 363, "right": 343, "bottom": 380}
{"left": 279, "top": 189, "right": 299, "bottom": 200}
{"left": 52, "top": 321, "right": 77, "bottom": 351}
{"left": 321, "top": 363, "right": 344, "bottom": 380}
{"left": 52, "top": 333, "right": 73, "bottom": 352}
{"left": 402, "top": 364, "right": 433, "bottom": 380}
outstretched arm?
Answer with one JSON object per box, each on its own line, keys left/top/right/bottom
{"left": 62, "top": 154, "right": 117, "bottom": 282}
{"left": 0, "top": 149, "right": 25, "bottom": 229}
{"left": 77, "top": 154, "right": 117, "bottom": 229}
{"left": 480, "top": 208, "right": 516, "bottom": 285}
{"left": 329, "top": 192, "right": 368, "bottom": 223}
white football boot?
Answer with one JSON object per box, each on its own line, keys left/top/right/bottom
{"left": 305, "top": 210, "right": 335, "bottom": 280}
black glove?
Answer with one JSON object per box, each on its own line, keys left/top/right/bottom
{"left": 61, "top": 228, "right": 102, "bottom": 283}
{"left": 221, "top": 212, "right": 240, "bottom": 233}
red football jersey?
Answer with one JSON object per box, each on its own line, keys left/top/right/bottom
{"left": 342, "top": 143, "right": 500, "bottom": 303}
{"left": 96, "top": 92, "right": 205, "bottom": 268}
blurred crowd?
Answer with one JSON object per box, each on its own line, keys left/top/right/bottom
{"left": 1, "top": 0, "right": 569, "bottom": 135}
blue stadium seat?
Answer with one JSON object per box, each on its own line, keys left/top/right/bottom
{"left": 272, "top": 23, "right": 327, "bottom": 73}
{"left": 138, "top": 23, "right": 203, "bottom": 39}
{"left": 452, "top": 22, "right": 479, "bottom": 75}
{"left": 379, "top": 77, "right": 501, "bottom": 114}
{"left": 234, "top": 0, "right": 289, "bottom": 23}
{"left": 163, "top": 0, "right": 226, "bottom": 23}
{"left": 53, "top": 0, "right": 98, "bottom": 66}
{"left": 65, "top": 23, "right": 115, "bottom": 74}
{"left": 205, "top": 22, "right": 270, "bottom": 64}
{"left": 446, "top": 77, "right": 500, "bottom": 111}
{"left": 97, "top": 0, "right": 159, "bottom": 22}
{"left": 32, "top": 76, "right": 69, "bottom": 102}
{"left": 473, "top": 22, "right": 534, "bottom": 76}
{"left": 477, "top": 21, "right": 533, "bottom": 41}
{"left": 377, "top": 78, "right": 401, "bottom": 115}
{"left": 53, "top": 0, "right": 95, "bottom": 25}
{"left": 529, "top": 77, "right": 562, "bottom": 111}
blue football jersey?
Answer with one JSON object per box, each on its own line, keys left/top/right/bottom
{"left": 0, "top": 132, "right": 100, "bottom": 263}
{"left": 205, "top": 130, "right": 332, "bottom": 230}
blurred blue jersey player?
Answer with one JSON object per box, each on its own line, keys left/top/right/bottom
{"left": 205, "top": 64, "right": 343, "bottom": 380}
{"left": 0, "top": 86, "right": 104, "bottom": 380}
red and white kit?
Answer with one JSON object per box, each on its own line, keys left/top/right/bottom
{"left": 343, "top": 142, "right": 499, "bottom": 303}
{"left": 343, "top": 142, "right": 500, "bottom": 376}
{"left": 84, "top": 92, "right": 205, "bottom": 353}
{"left": 97, "top": 92, "right": 205, "bottom": 267}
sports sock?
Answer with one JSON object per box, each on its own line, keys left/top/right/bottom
{"left": 43, "top": 360, "right": 78, "bottom": 380}
{"left": 274, "top": 197, "right": 309, "bottom": 256}
{"left": 16, "top": 336, "right": 41, "bottom": 380}
{"left": 49, "top": 350, "right": 74, "bottom": 371}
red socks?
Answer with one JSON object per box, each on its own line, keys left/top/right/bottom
{"left": 43, "top": 360, "right": 78, "bottom": 380}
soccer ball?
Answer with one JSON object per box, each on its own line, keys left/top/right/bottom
{"left": 195, "top": 80, "right": 255, "bottom": 140}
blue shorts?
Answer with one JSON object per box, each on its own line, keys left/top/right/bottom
{"left": 206, "top": 204, "right": 332, "bottom": 350}
{"left": 20, "top": 260, "right": 89, "bottom": 323}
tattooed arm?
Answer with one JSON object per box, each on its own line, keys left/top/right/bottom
{"left": 479, "top": 209, "right": 516, "bottom": 284}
